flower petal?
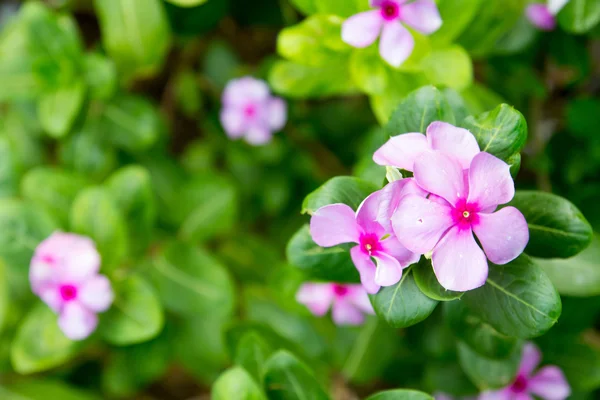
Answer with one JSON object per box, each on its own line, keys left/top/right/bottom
{"left": 379, "top": 21, "right": 414, "bottom": 67}
{"left": 332, "top": 299, "right": 366, "bottom": 325}
{"left": 245, "top": 125, "right": 273, "bottom": 146}
{"left": 310, "top": 204, "right": 361, "bottom": 247}
{"left": 548, "top": 0, "right": 569, "bottom": 14}
{"left": 392, "top": 195, "right": 454, "bottom": 254}
{"left": 400, "top": 0, "right": 442, "bottom": 34}
{"left": 79, "top": 275, "right": 114, "bottom": 313}
{"left": 414, "top": 151, "right": 467, "bottom": 206}
{"left": 60, "top": 241, "right": 101, "bottom": 284}
{"left": 467, "top": 152, "right": 515, "bottom": 210}
{"left": 356, "top": 188, "right": 389, "bottom": 237}
{"left": 431, "top": 226, "right": 488, "bottom": 291}
{"left": 373, "top": 133, "right": 429, "bottom": 170}
{"left": 39, "top": 286, "right": 62, "bottom": 313}
{"left": 426, "top": 121, "right": 480, "bottom": 169}
{"left": 58, "top": 302, "right": 98, "bottom": 341}
{"left": 526, "top": 4, "right": 557, "bottom": 30}
{"left": 220, "top": 108, "right": 246, "bottom": 138}
{"left": 373, "top": 252, "right": 403, "bottom": 287}
{"left": 473, "top": 207, "right": 529, "bottom": 265}
{"left": 266, "top": 97, "right": 287, "bottom": 131}
{"left": 519, "top": 342, "right": 541, "bottom": 377}
{"left": 350, "top": 246, "right": 380, "bottom": 294}
{"left": 345, "top": 285, "right": 375, "bottom": 314}
{"left": 342, "top": 10, "right": 384, "bottom": 48}
{"left": 478, "top": 390, "right": 516, "bottom": 400}
{"left": 528, "top": 365, "right": 571, "bottom": 400}
{"left": 222, "top": 77, "right": 270, "bottom": 107}
{"left": 296, "top": 283, "right": 335, "bottom": 316}
{"left": 380, "top": 235, "right": 421, "bottom": 267}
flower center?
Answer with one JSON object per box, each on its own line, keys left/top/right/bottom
{"left": 463, "top": 211, "right": 470, "bottom": 219}
{"left": 59, "top": 284, "right": 78, "bottom": 301}
{"left": 360, "top": 233, "right": 381, "bottom": 256}
{"left": 380, "top": 1, "right": 400, "bottom": 21}
{"left": 244, "top": 104, "right": 257, "bottom": 118}
{"left": 332, "top": 284, "right": 349, "bottom": 297}
{"left": 511, "top": 375, "right": 528, "bottom": 393}
{"left": 41, "top": 254, "right": 55, "bottom": 264}
{"left": 451, "top": 199, "right": 480, "bottom": 229}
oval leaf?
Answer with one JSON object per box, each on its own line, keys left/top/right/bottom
{"left": 558, "top": 0, "right": 600, "bottom": 34}
{"left": 457, "top": 341, "right": 521, "bottom": 390}
{"left": 212, "top": 367, "right": 266, "bottom": 400}
{"left": 301, "top": 176, "right": 377, "bottom": 215}
{"left": 413, "top": 259, "right": 463, "bottom": 301}
{"left": 365, "top": 389, "right": 434, "bottom": 400}
{"left": 263, "top": 350, "right": 329, "bottom": 400}
{"left": 234, "top": 332, "right": 275, "bottom": 382}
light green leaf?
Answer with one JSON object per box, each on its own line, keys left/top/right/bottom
{"left": 421, "top": 46, "right": 473, "bottom": 90}
{"left": 263, "top": 350, "right": 329, "bottom": 400}
{"left": 83, "top": 53, "right": 117, "bottom": 100}
{"left": 289, "top": 0, "right": 318, "bottom": 15}
{"left": 166, "top": 0, "right": 209, "bottom": 7}
{"left": 558, "top": 0, "right": 600, "bottom": 34}
{"left": 365, "top": 390, "right": 434, "bottom": 400}
{"left": 212, "top": 367, "right": 266, "bottom": 400}
{"left": 0, "top": 380, "right": 100, "bottom": 400}
{"left": 38, "top": 79, "right": 86, "bottom": 138}
{"left": 301, "top": 176, "right": 377, "bottom": 215}
{"left": 457, "top": 341, "right": 521, "bottom": 390}
{"left": 350, "top": 47, "right": 389, "bottom": 95}
{"left": 234, "top": 332, "right": 275, "bottom": 382}
{"left": 0, "top": 136, "right": 21, "bottom": 199}
{"left": 431, "top": 0, "right": 483, "bottom": 45}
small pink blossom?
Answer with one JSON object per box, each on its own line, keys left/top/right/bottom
{"left": 373, "top": 121, "right": 481, "bottom": 171}
{"left": 220, "top": 76, "right": 287, "bottom": 145}
{"left": 310, "top": 179, "right": 425, "bottom": 294}
{"left": 341, "top": 0, "right": 442, "bottom": 67}
{"left": 526, "top": 0, "right": 569, "bottom": 31}
{"left": 30, "top": 232, "right": 114, "bottom": 340}
{"left": 296, "top": 282, "right": 374, "bottom": 325}
{"left": 480, "top": 342, "right": 570, "bottom": 400}
{"left": 392, "top": 151, "right": 529, "bottom": 291}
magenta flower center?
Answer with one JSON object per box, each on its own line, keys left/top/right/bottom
{"left": 244, "top": 104, "right": 257, "bottom": 118}
{"left": 451, "top": 199, "right": 480, "bottom": 229}
{"left": 60, "top": 284, "right": 78, "bottom": 301}
{"left": 511, "top": 375, "right": 529, "bottom": 393}
{"left": 332, "top": 284, "right": 349, "bottom": 297}
{"left": 380, "top": 1, "right": 400, "bottom": 21}
{"left": 360, "top": 233, "right": 382, "bottom": 256}
{"left": 41, "top": 254, "right": 55, "bottom": 264}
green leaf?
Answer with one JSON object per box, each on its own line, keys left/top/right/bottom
{"left": 263, "top": 350, "right": 329, "bottom": 400}
{"left": 365, "top": 390, "right": 434, "bottom": 400}
{"left": 70, "top": 187, "right": 129, "bottom": 270}
{"left": 558, "top": 0, "right": 600, "bottom": 34}
{"left": 166, "top": 0, "right": 209, "bottom": 7}
{"left": 461, "top": 104, "right": 527, "bottom": 162}
{"left": 234, "top": 332, "right": 275, "bottom": 382}
{"left": 151, "top": 241, "right": 235, "bottom": 318}
{"left": 0, "top": 137, "right": 21, "bottom": 199}
{"left": 423, "top": 362, "right": 478, "bottom": 396}
{"left": 101, "top": 275, "right": 164, "bottom": 346}
{"left": 385, "top": 86, "right": 455, "bottom": 136}
{"left": 301, "top": 176, "right": 378, "bottom": 215}
{"left": 508, "top": 191, "right": 593, "bottom": 259}
{"left": 444, "top": 300, "right": 520, "bottom": 359}
{"left": 461, "top": 255, "right": 561, "bottom": 339}
{"left": 413, "top": 259, "right": 463, "bottom": 301}
{"left": 286, "top": 225, "right": 360, "bottom": 283}
{"left": 289, "top": 0, "right": 318, "bottom": 15}
{"left": 431, "top": 0, "right": 483, "bottom": 45}
{"left": 0, "top": 261, "right": 7, "bottom": 333}
{"left": 349, "top": 47, "right": 390, "bottom": 95}
{"left": 457, "top": 341, "right": 521, "bottom": 390}
{"left": 93, "top": 0, "right": 171, "bottom": 81}
{"left": 11, "top": 303, "right": 81, "bottom": 374}
{"left": 38, "top": 79, "right": 86, "bottom": 138}
{"left": 536, "top": 235, "right": 600, "bottom": 297}
{"left": 371, "top": 267, "right": 439, "bottom": 328}
{"left": 212, "top": 367, "right": 266, "bottom": 400}
{"left": 0, "top": 380, "right": 101, "bottom": 400}
{"left": 315, "top": 0, "right": 366, "bottom": 17}
{"left": 421, "top": 46, "right": 473, "bottom": 90}
{"left": 83, "top": 53, "right": 117, "bottom": 100}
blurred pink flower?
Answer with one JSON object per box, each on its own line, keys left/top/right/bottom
{"left": 341, "top": 0, "right": 442, "bottom": 67}
{"left": 296, "top": 282, "right": 374, "bottom": 325}
{"left": 526, "top": 0, "right": 569, "bottom": 31}
{"left": 480, "top": 342, "right": 570, "bottom": 400}
{"left": 310, "top": 179, "right": 424, "bottom": 294}
{"left": 30, "top": 232, "right": 113, "bottom": 340}
{"left": 220, "top": 76, "right": 287, "bottom": 145}
{"left": 373, "top": 121, "right": 480, "bottom": 171}
{"left": 392, "top": 151, "right": 529, "bottom": 291}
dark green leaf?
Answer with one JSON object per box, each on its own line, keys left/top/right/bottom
{"left": 413, "top": 259, "right": 463, "bottom": 301}
{"left": 457, "top": 341, "right": 520, "bottom": 390}
{"left": 423, "top": 362, "right": 478, "bottom": 396}
{"left": 234, "top": 331, "right": 275, "bottom": 382}
{"left": 263, "top": 350, "right": 329, "bottom": 400}
{"left": 365, "top": 389, "right": 434, "bottom": 400}
{"left": 558, "top": 0, "right": 600, "bottom": 34}
{"left": 301, "top": 176, "right": 377, "bottom": 215}
{"left": 213, "top": 366, "right": 266, "bottom": 400}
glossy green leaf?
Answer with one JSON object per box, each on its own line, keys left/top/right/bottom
{"left": 301, "top": 176, "right": 377, "bottom": 215}
{"left": 83, "top": 53, "right": 117, "bottom": 100}
{"left": 365, "top": 390, "right": 433, "bottom": 400}
{"left": 421, "top": 46, "right": 473, "bottom": 90}
{"left": 462, "top": 255, "right": 561, "bottom": 339}
{"left": 413, "top": 259, "right": 463, "bottom": 301}
{"left": 234, "top": 331, "right": 275, "bottom": 382}
{"left": 263, "top": 350, "right": 329, "bottom": 400}
{"left": 558, "top": 0, "right": 600, "bottom": 34}
{"left": 38, "top": 79, "right": 85, "bottom": 138}
{"left": 457, "top": 341, "right": 521, "bottom": 390}
{"left": 508, "top": 191, "right": 593, "bottom": 258}
{"left": 212, "top": 367, "right": 266, "bottom": 400}
{"left": 371, "top": 267, "right": 439, "bottom": 328}
{"left": 0, "top": 380, "right": 100, "bottom": 400}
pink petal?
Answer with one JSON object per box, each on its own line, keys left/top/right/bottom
{"left": 528, "top": 366, "right": 571, "bottom": 400}
{"left": 431, "top": 226, "right": 488, "bottom": 291}
{"left": 379, "top": 21, "right": 414, "bottom": 67}
{"left": 39, "top": 286, "right": 63, "bottom": 313}
{"left": 548, "top": 0, "right": 569, "bottom": 14}
{"left": 220, "top": 108, "right": 246, "bottom": 138}
{"left": 332, "top": 299, "right": 365, "bottom": 325}
{"left": 373, "top": 133, "right": 429, "bottom": 171}
{"left": 473, "top": 207, "right": 529, "bottom": 265}
{"left": 519, "top": 342, "right": 541, "bottom": 377}
{"left": 373, "top": 252, "right": 403, "bottom": 286}
{"left": 380, "top": 235, "right": 421, "bottom": 267}
{"left": 392, "top": 195, "right": 454, "bottom": 254}
{"left": 341, "top": 10, "right": 384, "bottom": 48}
{"left": 526, "top": 4, "right": 556, "bottom": 31}
{"left": 296, "top": 283, "right": 335, "bottom": 316}
{"left": 356, "top": 189, "right": 389, "bottom": 237}
{"left": 426, "top": 122, "right": 480, "bottom": 169}
{"left": 222, "top": 77, "right": 270, "bottom": 107}
{"left": 60, "top": 242, "right": 101, "bottom": 284}
{"left": 310, "top": 204, "right": 361, "bottom": 247}
{"left": 266, "top": 97, "right": 287, "bottom": 131}
{"left": 78, "top": 275, "right": 114, "bottom": 313}
{"left": 478, "top": 389, "right": 512, "bottom": 400}
{"left": 245, "top": 124, "right": 273, "bottom": 145}
{"left": 30, "top": 260, "right": 56, "bottom": 295}
{"left": 400, "top": 0, "right": 442, "bottom": 34}
{"left": 414, "top": 151, "right": 466, "bottom": 206}
{"left": 370, "top": 0, "right": 404, "bottom": 6}
{"left": 58, "top": 301, "right": 98, "bottom": 340}
{"left": 467, "top": 152, "right": 515, "bottom": 210}
{"left": 345, "top": 285, "right": 375, "bottom": 314}
{"left": 350, "top": 246, "right": 380, "bottom": 294}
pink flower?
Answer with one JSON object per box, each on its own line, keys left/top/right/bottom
{"left": 30, "top": 232, "right": 114, "bottom": 340}
{"left": 341, "top": 0, "right": 442, "bottom": 67}
{"left": 220, "top": 76, "right": 287, "bottom": 145}
{"left": 480, "top": 342, "right": 570, "bottom": 400}
{"left": 526, "top": 0, "right": 569, "bottom": 31}
{"left": 310, "top": 179, "right": 424, "bottom": 294}
{"left": 296, "top": 282, "right": 374, "bottom": 325}
{"left": 392, "top": 151, "right": 529, "bottom": 291}
{"left": 373, "top": 121, "right": 481, "bottom": 171}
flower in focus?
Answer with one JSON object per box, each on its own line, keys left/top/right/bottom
{"left": 480, "top": 342, "right": 570, "bottom": 400}
{"left": 30, "top": 232, "right": 114, "bottom": 340}
{"left": 526, "top": 0, "right": 570, "bottom": 31}
{"left": 310, "top": 179, "right": 424, "bottom": 294}
{"left": 341, "top": 0, "right": 442, "bottom": 67}
{"left": 220, "top": 76, "right": 287, "bottom": 146}
{"left": 373, "top": 121, "right": 481, "bottom": 171}
{"left": 392, "top": 151, "right": 529, "bottom": 291}
{"left": 296, "top": 282, "right": 374, "bottom": 325}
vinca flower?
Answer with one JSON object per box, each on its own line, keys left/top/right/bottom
{"left": 526, "top": 0, "right": 570, "bottom": 31}
{"left": 30, "top": 232, "right": 114, "bottom": 340}
{"left": 220, "top": 76, "right": 287, "bottom": 145}
{"left": 310, "top": 179, "right": 424, "bottom": 294}
{"left": 392, "top": 151, "right": 529, "bottom": 291}
{"left": 341, "top": 0, "right": 442, "bottom": 67}
{"left": 296, "top": 282, "right": 374, "bottom": 325}
{"left": 373, "top": 121, "right": 481, "bottom": 171}
{"left": 480, "top": 342, "right": 570, "bottom": 400}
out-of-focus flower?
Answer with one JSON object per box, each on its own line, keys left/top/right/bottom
{"left": 30, "top": 232, "right": 114, "bottom": 340}
{"left": 220, "top": 76, "right": 287, "bottom": 145}
{"left": 526, "top": 0, "right": 570, "bottom": 31}
{"left": 296, "top": 282, "right": 374, "bottom": 325}
{"left": 341, "top": 0, "right": 442, "bottom": 67}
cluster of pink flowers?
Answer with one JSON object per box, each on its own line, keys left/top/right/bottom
{"left": 30, "top": 232, "right": 114, "bottom": 340}
{"left": 526, "top": 0, "right": 569, "bottom": 31}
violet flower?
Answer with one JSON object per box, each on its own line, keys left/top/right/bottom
{"left": 526, "top": 0, "right": 569, "bottom": 31}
